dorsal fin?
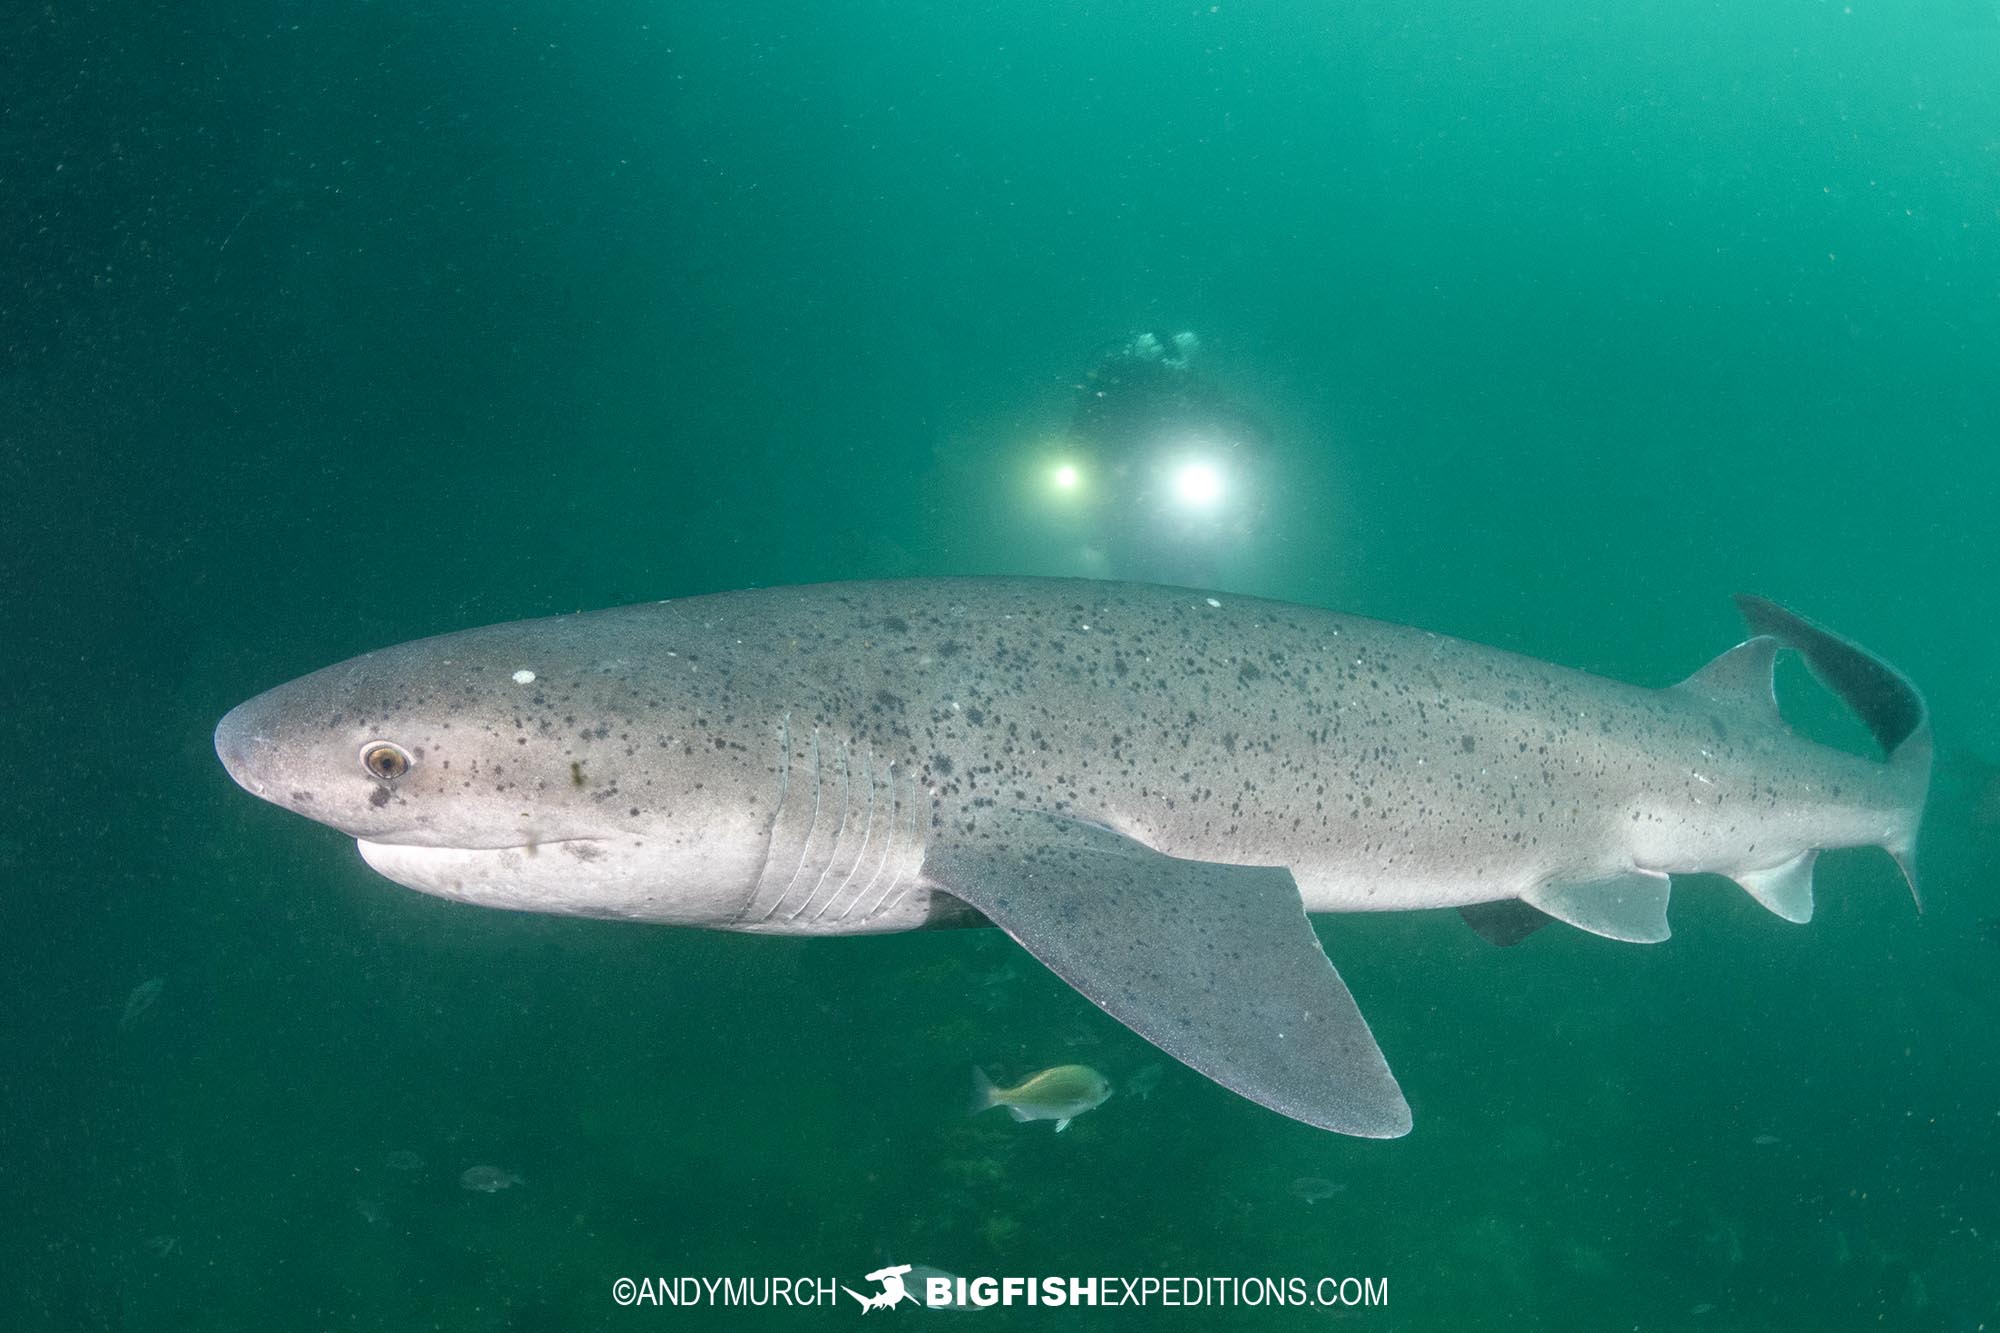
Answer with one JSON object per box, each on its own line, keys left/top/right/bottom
{"left": 1673, "top": 636, "right": 1782, "bottom": 719}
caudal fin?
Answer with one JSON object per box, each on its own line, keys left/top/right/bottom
{"left": 1734, "top": 595, "right": 1931, "bottom": 909}
{"left": 970, "top": 1066, "right": 999, "bottom": 1116}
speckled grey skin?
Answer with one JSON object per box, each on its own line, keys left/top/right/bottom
{"left": 215, "top": 579, "right": 1930, "bottom": 1136}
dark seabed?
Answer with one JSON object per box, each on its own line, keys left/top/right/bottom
{"left": 4, "top": 1, "right": 1998, "bottom": 1329}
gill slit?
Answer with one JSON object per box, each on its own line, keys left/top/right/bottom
{"left": 765, "top": 723, "right": 823, "bottom": 922}
{"left": 808, "top": 744, "right": 878, "bottom": 923}
{"left": 861, "top": 765, "right": 924, "bottom": 920}
{"left": 788, "top": 737, "right": 852, "bottom": 922}
{"left": 844, "top": 760, "right": 899, "bottom": 921}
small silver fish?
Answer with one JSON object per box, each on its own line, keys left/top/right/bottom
{"left": 119, "top": 978, "right": 164, "bottom": 1030}
{"left": 384, "top": 1149, "right": 425, "bottom": 1172}
{"left": 459, "top": 1165, "right": 524, "bottom": 1193}
{"left": 1291, "top": 1175, "right": 1346, "bottom": 1204}
{"left": 972, "top": 1065, "right": 1111, "bottom": 1132}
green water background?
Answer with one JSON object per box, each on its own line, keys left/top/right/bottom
{"left": 4, "top": 1, "right": 1997, "bottom": 1328}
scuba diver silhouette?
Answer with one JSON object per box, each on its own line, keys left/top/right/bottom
{"left": 1058, "top": 329, "right": 1272, "bottom": 588}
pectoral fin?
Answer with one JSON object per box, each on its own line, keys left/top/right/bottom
{"left": 923, "top": 808, "right": 1411, "bottom": 1138}
{"left": 1520, "top": 869, "right": 1672, "bottom": 943}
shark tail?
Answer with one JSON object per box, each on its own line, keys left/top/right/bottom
{"left": 1734, "top": 595, "right": 1931, "bottom": 910}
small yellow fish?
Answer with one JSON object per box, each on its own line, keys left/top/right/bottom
{"left": 972, "top": 1064, "right": 1112, "bottom": 1132}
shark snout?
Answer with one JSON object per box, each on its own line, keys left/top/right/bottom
{"left": 214, "top": 696, "right": 278, "bottom": 797}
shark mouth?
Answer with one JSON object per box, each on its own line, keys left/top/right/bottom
{"left": 354, "top": 837, "right": 644, "bottom": 919}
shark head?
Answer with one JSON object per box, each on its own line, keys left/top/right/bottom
{"left": 213, "top": 611, "right": 773, "bottom": 924}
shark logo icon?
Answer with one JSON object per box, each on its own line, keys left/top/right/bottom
{"left": 843, "top": 1263, "right": 916, "bottom": 1313}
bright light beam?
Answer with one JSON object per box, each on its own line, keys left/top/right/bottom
{"left": 1171, "top": 461, "right": 1223, "bottom": 509}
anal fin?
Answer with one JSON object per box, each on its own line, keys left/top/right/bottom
{"left": 922, "top": 808, "right": 1411, "bottom": 1138}
{"left": 1733, "top": 851, "right": 1817, "bottom": 924}
{"left": 1520, "top": 869, "right": 1672, "bottom": 943}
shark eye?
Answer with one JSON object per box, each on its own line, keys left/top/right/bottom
{"left": 360, "top": 742, "right": 412, "bottom": 781}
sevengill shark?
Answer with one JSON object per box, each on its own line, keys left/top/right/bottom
{"left": 214, "top": 580, "right": 1929, "bottom": 1137}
